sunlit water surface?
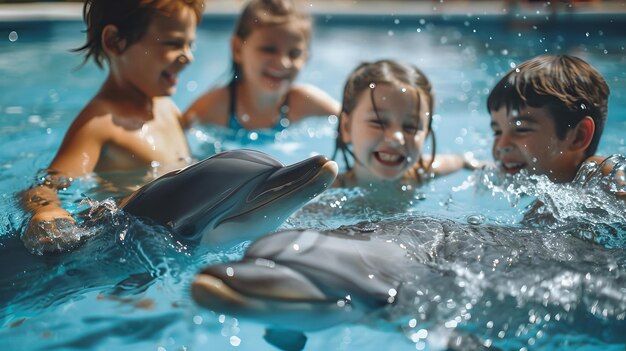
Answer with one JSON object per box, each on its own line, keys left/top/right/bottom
{"left": 1, "top": 9, "right": 626, "bottom": 351}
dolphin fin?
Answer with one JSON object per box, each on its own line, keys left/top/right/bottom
{"left": 263, "top": 328, "right": 307, "bottom": 351}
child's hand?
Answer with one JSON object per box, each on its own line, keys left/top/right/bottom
{"left": 23, "top": 210, "right": 80, "bottom": 255}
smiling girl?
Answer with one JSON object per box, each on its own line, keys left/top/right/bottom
{"left": 183, "top": 0, "right": 339, "bottom": 133}
{"left": 333, "top": 60, "right": 477, "bottom": 188}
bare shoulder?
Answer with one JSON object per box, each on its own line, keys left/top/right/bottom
{"left": 183, "top": 86, "right": 230, "bottom": 127}
{"left": 48, "top": 98, "right": 118, "bottom": 176}
{"left": 67, "top": 98, "right": 118, "bottom": 140}
{"left": 155, "top": 96, "right": 182, "bottom": 121}
{"left": 288, "top": 84, "right": 340, "bottom": 122}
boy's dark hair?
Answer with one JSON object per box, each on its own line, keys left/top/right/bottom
{"left": 333, "top": 59, "right": 436, "bottom": 177}
{"left": 487, "top": 54, "right": 609, "bottom": 157}
{"left": 76, "top": 0, "right": 204, "bottom": 69}
{"left": 230, "top": 0, "right": 312, "bottom": 83}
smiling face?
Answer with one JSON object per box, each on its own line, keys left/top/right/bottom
{"left": 233, "top": 22, "right": 308, "bottom": 96}
{"left": 113, "top": 6, "right": 197, "bottom": 98}
{"left": 490, "top": 105, "right": 584, "bottom": 183}
{"left": 341, "top": 83, "right": 429, "bottom": 183}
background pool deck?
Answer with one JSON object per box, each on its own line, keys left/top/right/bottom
{"left": 1, "top": 0, "right": 626, "bottom": 22}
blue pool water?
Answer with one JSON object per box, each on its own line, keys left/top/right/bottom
{"left": 1, "top": 7, "right": 626, "bottom": 351}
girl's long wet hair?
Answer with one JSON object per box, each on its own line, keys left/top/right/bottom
{"left": 229, "top": 0, "right": 311, "bottom": 85}
{"left": 332, "top": 59, "right": 436, "bottom": 180}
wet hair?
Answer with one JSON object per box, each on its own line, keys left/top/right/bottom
{"left": 333, "top": 59, "right": 436, "bottom": 178}
{"left": 230, "top": 0, "right": 312, "bottom": 83}
{"left": 487, "top": 54, "right": 609, "bottom": 157}
{"left": 75, "top": 0, "right": 204, "bottom": 69}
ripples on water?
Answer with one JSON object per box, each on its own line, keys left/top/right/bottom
{"left": 1, "top": 119, "right": 625, "bottom": 350}
{"left": 2, "top": 10, "right": 626, "bottom": 349}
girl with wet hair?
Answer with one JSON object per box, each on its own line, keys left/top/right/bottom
{"left": 333, "top": 59, "right": 476, "bottom": 187}
{"left": 183, "top": 0, "right": 339, "bottom": 135}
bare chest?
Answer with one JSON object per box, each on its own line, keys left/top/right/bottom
{"left": 97, "top": 113, "right": 190, "bottom": 173}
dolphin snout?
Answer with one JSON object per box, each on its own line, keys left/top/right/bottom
{"left": 264, "top": 155, "right": 334, "bottom": 186}
{"left": 248, "top": 155, "right": 337, "bottom": 201}
{"left": 192, "top": 261, "right": 330, "bottom": 317}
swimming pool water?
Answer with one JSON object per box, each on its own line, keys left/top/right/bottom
{"left": 1, "top": 7, "right": 626, "bottom": 351}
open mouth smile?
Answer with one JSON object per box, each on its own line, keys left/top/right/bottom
{"left": 161, "top": 71, "right": 178, "bottom": 85}
{"left": 263, "top": 69, "right": 291, "bottom": 83}
{"left": 499, "top": 161, "right": 526, "bottom": 174}
{"left": 373, "top": 151, "right": 405, "bottom": 167}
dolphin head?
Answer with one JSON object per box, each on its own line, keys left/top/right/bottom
{"left": 120, "top": 150, "right": 337, "bottom": 245}
{"left": 191, "top": 229, "right": 409, "bottom": 331}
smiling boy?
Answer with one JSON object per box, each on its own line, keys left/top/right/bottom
{"left": 487, "top": 54, "right": 613, "bottom": 184}
{"left": 21, "top": 0, "right": 204, "bottom": 253}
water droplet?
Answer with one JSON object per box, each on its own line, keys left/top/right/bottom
{"left": 248, "top": 132, "right": 258, "bottom": 141}
{"left": 186, "top": 80, "right": 198, "bottom": 92}
{"left": 8, "top": 31, "right": 18, "bottom": 42}
{"left": 28, "top": 115, "right": 42, "bottom": 124}
{"left": 416, "top": 329, "right": 428, "bottom": 339}
{"left": 229, "top": 336, "right": 241, "bottom": 346}
{"left": 369, "top": 83, "right": 376, "bottom": 89}
{"left": 466, "top": 214, "right": 484, "bottom": 225}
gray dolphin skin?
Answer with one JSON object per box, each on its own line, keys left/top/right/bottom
{"left": 192, "top": 217, "right": 626, "bottom": 334}
{"left": 120, "top": 149, "right": 337, "bottom": 245}
{"left": 192, "top": 227, "right": 410, "bottom": 331}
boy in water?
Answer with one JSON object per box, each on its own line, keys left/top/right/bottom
{"left": 21, "top": 0, "right": 204, "bottom": 253}
{"left": 488, "top": 54, "right": 624, "bottom": 193}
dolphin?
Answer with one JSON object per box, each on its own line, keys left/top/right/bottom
{"left": 120, "top": 149, "right": 337, "bottom": 245}
{"left": 191, "top": 227, "right": 411, "bottom": 331}
{"left": 191, "top": 217, "right": 626, "bottom": 338}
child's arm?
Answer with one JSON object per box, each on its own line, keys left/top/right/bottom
{"left": 21, "top": 181, "right": 78, "bottom": 253}
{"left": 290, "top": 84, "right": 341, "bottom": 122}
{"left": 427, "top": 152, "right": 484, "bottom": 176}
{"left": 21, "top": 114, "right": 106, "bottom": 253}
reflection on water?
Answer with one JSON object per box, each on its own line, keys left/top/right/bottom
{"left": 1, "top": 10, "right": 626, "bottom": 351}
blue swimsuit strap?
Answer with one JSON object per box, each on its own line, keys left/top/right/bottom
{"left": 228, "top": 80, "right": 290, "bottom": 132}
